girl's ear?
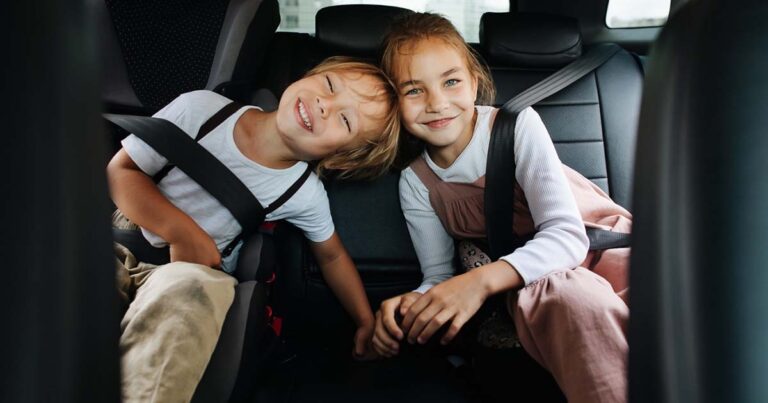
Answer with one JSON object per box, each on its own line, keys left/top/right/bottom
{"left": 472, "top": 73, "right": 480, "bottom": 103}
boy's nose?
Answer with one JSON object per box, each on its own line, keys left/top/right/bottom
{"left": 316, "top": 95, "right": 334, "bottom": 118}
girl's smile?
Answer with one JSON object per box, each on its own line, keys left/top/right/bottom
{"left": 423, "top": 115, "right": 458, "bottom": 129}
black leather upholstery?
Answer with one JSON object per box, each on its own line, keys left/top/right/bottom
{"left": 255, "top": 5, "right": 411, "bottom": 98}
{"left": 480, "top": 12, "right": 582, "bottom": 68}
{"left": 480, "top": 12, "right": 644, "bottom": 209}
{"left": 316, "top": 5, "right": 412, "bottom": 57}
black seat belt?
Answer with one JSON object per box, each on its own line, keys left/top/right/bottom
{"left": 485, "top": 43, "right": 630, "bottom": 260}
{"left": 105, "top": 102, "right": 312, "bottom": 261}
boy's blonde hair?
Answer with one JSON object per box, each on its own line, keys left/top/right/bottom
{"left": 380, "top": 12, "right": 496, "bottom": 167}
{"left": 306, "top": 57, "right": 400, "bottom": 180}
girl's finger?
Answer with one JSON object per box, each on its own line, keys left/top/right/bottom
{"left": 417, "top": 310, "right": 455, "bottom": 344}
{"left": 406, "top": 303, "right": 441, "bottom": 343}
{"left": 440, "top": 313, "right": 470, "bottom": 345}
{"left": 401, "top": 294, "right": 431, "bottom": 332}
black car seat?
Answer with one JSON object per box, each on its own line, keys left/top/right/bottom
{"left": 93, "top": 1, "right": 282, "bottom": 401}
{"left": 480, "top": 12, "right": 644, "bottom": 209}
{"left": 95, "top": 0, "right": 280, "bottom": 114}
{"left": 630, "top": 0, "right": 768, "bottom": 401}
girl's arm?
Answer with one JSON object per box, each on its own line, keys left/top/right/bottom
{"left": 399, "top": 108, "right": 588, "bottom": 346}
{"left": 372, "top": 170, "right": 457, "bottom": 356}
{"left": 107, "top": 149, "right": 221, "bottom": 267}
{"left": 309, "top": 232, "right": 375, "bottom": 358}
{"left": 499, "top": 107, "right": 589, "bottom": 284}
{"left": 399, "top": 169, "right": 456, "bottom": 293}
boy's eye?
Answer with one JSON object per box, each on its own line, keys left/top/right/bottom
{"left": 326, "top": 75, "right": 334, "bottom": 93}
{"left": 404, "top": 88, "right": 422, "bottom": 96}
{"left": 342, "top": 114, "right": 351, "bottom": 132}
{"left": 445, "top": 79, "right": 460, "bottom": 87}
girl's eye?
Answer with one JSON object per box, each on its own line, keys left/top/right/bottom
{"left": 326, "top": 75, "right": 334, "bottom": 93}
{"left": 342, "top": 114, "right": 351, "bottom": 132}
{"left": 445, "top": 79, "right": 460, "bottom": 87}
{"left": 405, "top": 88, "right": 422, "bottom": 96}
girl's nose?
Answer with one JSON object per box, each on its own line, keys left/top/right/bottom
{"left": 426, "top": 91, "right": 449, "bottom": 113}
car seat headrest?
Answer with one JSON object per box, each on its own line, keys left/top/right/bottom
{"left": 480, "top": 12, "right": 582, "bottom": 68}
{"left": 315, "top": 5, "right": 412, "bottom": 58}
{"left": 98, "top": 0, "right": 279, "bottom": 111}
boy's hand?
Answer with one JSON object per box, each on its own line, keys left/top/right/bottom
{"left": 352, "top": 321, "right": 378, "bottom": 361}
{"left": 372, "top": 292, "right": 421, "bottom": 357}
{"left": 169, "top": 228, "right": 222, "bottom": 268}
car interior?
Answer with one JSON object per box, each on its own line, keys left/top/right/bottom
{"left": 5, "top": 0, "right": 768, "bottom": 402}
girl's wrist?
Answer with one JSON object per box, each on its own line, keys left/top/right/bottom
{"left": 474, "top": 260, "right": 524, "bottom": 296}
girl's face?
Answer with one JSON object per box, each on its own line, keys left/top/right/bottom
{"left": 394, "top": 37, "right": 478, "bottom": 152}
{"left": 276, "top": 70, "right": 386, "bottom": 161}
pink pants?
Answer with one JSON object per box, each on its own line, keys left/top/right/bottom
{"left": 510, "top": 267, "right": 628, "bottom": 403}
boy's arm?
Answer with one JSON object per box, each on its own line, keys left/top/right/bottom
{"left": 309, "top": 232, "right": 375, "bottom": 357}
{"left": 107, "top": 148, "right": 221, "bottom": 267}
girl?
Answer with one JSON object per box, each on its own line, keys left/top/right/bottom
{"left": 108, "top": 57, "right": 399, "bottom": 403}
{"left": 371, "top": 13, "right": 628, "bottom": 403}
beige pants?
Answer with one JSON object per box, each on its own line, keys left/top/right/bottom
{"left": 115, "top": 243, "right": 237, "bottom": 403}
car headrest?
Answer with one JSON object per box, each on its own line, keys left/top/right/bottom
{"left": 315, "top": 5, "right": 412, "bottom": 57}
{"left": 480, "top": 13, "right": 582, "bottom": 68}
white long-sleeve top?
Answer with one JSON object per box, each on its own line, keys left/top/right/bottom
{"left": 399, "top": 106, "right": 588, "bottom": 293}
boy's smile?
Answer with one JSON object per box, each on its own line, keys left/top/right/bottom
{"left": 295, "top": 98, "right": 314, "bottom": 132}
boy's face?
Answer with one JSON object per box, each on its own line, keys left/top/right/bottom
{"left": 276, "top": 70, "right": 387, "bottom": 161}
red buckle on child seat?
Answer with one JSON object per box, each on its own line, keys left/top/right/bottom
{"left": 271, "top": 316, "right": 283, "bottom": 336}
{"left": 265, "top": 305, "right": 283, "bottom": 336}
{"left": 265, "top": 272, "right": 276, "bottom": 284}
{"left": 259, "top": 221, "right": 278, "bottom": 234}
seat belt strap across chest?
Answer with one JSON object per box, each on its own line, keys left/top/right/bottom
{"left": 485, "top": 43, "right": 627, "bottom": 260}
{"left": 105, "top": 101, "right": 313, "bottom": 256}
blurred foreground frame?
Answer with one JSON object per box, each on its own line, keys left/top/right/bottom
{"left": 1, "top": 1, "right": 121, "bottom": 402}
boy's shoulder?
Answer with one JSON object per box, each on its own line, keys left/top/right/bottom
{"left": 172, "top": 90, "right": 232, "bottom": 109}
{"left": 154, "top": 90, "right": 235, "bottom": 133}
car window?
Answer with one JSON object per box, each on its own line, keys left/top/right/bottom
{"left": 605, "top": 0, "right": 670, "bottom": 28}
{"left": 277, "top": 0, "right": 509, "bottom": 42}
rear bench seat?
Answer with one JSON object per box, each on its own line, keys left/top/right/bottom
{"left": 261, "top": 6, "right": 644, "bottom": 401}
{"left": 267, "top": 6, "right": 644, "bottom": 344}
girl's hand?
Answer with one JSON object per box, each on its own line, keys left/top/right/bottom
{"left": 352, "top": 321, "right": 378, "bottom": 361}
{"left": 169, "top": 228, "right": 221, "bottom": 268}
{"left": 372, "top": 292, "right": 421, "bottom": 357}
{"left": 401, "top": 271, "right": 488, "bottom": 346}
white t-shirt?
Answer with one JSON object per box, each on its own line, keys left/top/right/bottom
{"left": 399, "top": 106, "right": 588, "bottom": 293}
{"left": 122, "top": 90, "right": 335, "bottom": 253}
